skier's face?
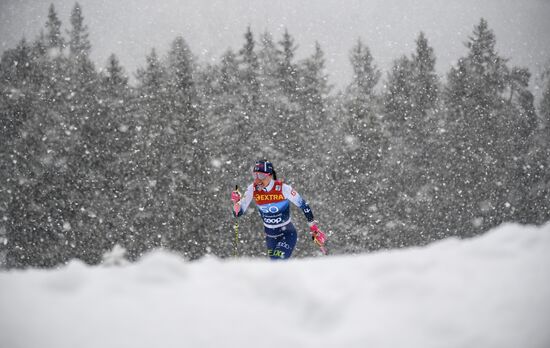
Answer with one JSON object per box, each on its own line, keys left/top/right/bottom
{"left": 253, "top": 172, "right": 272, "bottom": 189}
{"left": 252, "top": 172, "right": 270, "bottom": 180}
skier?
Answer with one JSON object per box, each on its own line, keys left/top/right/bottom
{"left": 231, "top": 160, "right": 327, "bottom": 259}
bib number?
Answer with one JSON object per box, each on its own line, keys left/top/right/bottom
{"left": 259, "top": 205, "right": 279, "bottom": 214}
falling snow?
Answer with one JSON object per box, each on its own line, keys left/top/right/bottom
{"left": 0, "top": 2, "right": 547, "bottom": 270}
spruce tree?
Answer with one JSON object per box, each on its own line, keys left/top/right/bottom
{"left": 520, "top": 66, "right": 550, "bottom": 224}
{"left": 295, "top": 42, "right": 334, "bottom": 246}
{"left": 66, "top": 2, "right": 97, "bottom": 118}
{"left": 347, "top": 39, "right": 380, "bottom": 116}
{"left": 541, "top": 69, "right": 550, "bottom": 119}
{"left": 277, "top": 29, "right": 299, "bottom": 102}
{"left": 299, "top": 41, "right": 330, "bottom": 118}
{"left": 535, "top": 70, "right": 550, "bottom": 222}
{"left": 276, "top": 29, "right": 304, "bottom": 157}
{"left": 295, "top": 42, "right": 331, "bottom": 163}
{"left": 0, "top": 40, "right": 34, "bottom": 267}
{"left": 102, "top": 54, "right": 128, "bottom": 90}
{"left": 61, "top": 3, "right": 107, "bottom": 263}
{"left": 236, "top": 26, "right": 268, "bottom": 172}
{"left": 238, "top": 27, "right": 260, "bottom": 117}
{"left": 257, "top": 31, "right": 282, "bottom": 99}
{"left": 345, "top": 38, "right": 382, "bottom": 152}
{"left": 384, "top": 32, "right": 438, "bottom": 137}
{"left": 339, "top": 39, "right": 385, "bottom": 249}
{"left": 1, "top": 36, "right": 77, "bottom": 267}
{"left": 165, "top": 36, "right": 208, "bottom": 258}
{"left": 68, "top": 3, "right": 91, "bottom": 63}
{"left": 255, "top": 30, "right": 287, "bottom": 158}
{"left": 408, "top": 32, "right": 441, "bottom": 239}
{"left": 136, "top": 48, "right": 166, "bottom": 110}
{"left": 382, "top": 32, "right": 441, "bottom": 245}
{"left": 384, "top": 55, "right": 415, "bottom": 136}
{"left": 221, "top": 50, "right": 240, "bottom": 86}
{"left": 443, "top": 18, "right": 536, "bottom": 236}
{"left": 45, "top": 4, "right": 65, "bottom": 52}
{"left": 132, "top": 47, "right": 170, "bottom": 257}
{"left": 166, "top": 36, "right": 196, "bottom": 112}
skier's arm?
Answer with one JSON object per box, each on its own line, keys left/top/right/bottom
{"left": 233, "top": 184, "right": 254, "bottom": 217}
{"left": 283, "top": 183, "right": 327, "bottom": 253}
{"left": 282, "top": 184, "right": 315, "bottom": 223}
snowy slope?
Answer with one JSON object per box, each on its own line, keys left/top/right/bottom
{"left": 1, "top": 223, "right": 549, "bottom": 348}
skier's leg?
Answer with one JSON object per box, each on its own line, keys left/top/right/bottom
{"left": 265, "top": 233, "right": 279, "bottom": 259}
{"left": 267, "top": 223, "right": 297, "bottom": 260}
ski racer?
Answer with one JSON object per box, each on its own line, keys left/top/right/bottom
{"left": 231, "top": 160, "right": 327, "bottom": 259}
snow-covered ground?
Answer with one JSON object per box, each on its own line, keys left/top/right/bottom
{"left": 1, "top": 223, "right": 549, "bottom": 348}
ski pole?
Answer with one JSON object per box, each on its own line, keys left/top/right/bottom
{"left": 314, "top": 238, "right": 328, "bottom": 255}
{"left": 234, "top": 217, "right": 239, "bottom": 257}
{"left": 233, "top": 185, "right": 240, "bottom": 257}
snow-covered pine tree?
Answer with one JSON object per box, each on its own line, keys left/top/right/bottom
{"left": 238, "top": 27, "right": 261, "bottom": 123}
{"left": 347, "top": 39, "right": 380, "bottom": 117}
{"left": 338, "top": 39, "right": 386, "bottom": 251}
{"left": 298, "top": 42, "right": 331, "bottom": 118}
{"left": 102, "top": 54, "right": 128, "bottom": 91}
{"left": 165, "top": 36, "right": 209, "bottom": 259}
{"left": 136, "top": 48, "right": 165, "bottom": 106}
{"left": 132, "top": 46, "right": 179, "bottom": 258}
{"left": 45, "top": 4, "right": 65, "bottom": 53}
{"left": 257, "top": 31, "right": 282, "bottom": 101}
{"left": 67, "top": 2, "right": 95, "bottom": 97}
{"left": 219, "top": 49, "right": 242, "bottom": 111}
{"left": 534, "top": 67, "right": 550, "bottom": 222}
{"left": 443, "top": 18, "right": 537, "bottom": 236}
{"left": 277, "top": 29, "right": 299, "bottom": 103}
{"left": 1, "top": 30, "right": 79, "bottom": 267}
{"left": 520, "top": 65, "right": 550, "bottom": 224}
{"left": 382, "top": 32, "right": 442, "bottom": 245}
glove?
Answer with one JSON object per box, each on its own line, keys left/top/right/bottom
{"left": 308, "top": 221, "right": 327, "bottom": 246}
{"left": 231, "top": 190, "right": 241, "bottom": 203}
{"left": 231, "top": 188, "right": 241, "bottom": 215}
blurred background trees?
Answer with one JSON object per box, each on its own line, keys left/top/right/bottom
{"left": 0, "top": 5, "right": 548, "bottom": 268}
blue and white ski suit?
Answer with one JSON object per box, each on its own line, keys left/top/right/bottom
{"left": 234, "top": 179, "right": 314, "bottom": 259}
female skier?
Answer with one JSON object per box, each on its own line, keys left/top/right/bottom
{"left": 231, "top": 160, "right": 327, "bottom": 259}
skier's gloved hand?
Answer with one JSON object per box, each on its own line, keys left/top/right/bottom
{"left": 231, "top": 190, "right": 241, "bottom": 203}
{"left": 308, "top": 221, "right": 326, "bottom": 246}
{"left": 231, "top": 188, "right": 241, "bottom": 216}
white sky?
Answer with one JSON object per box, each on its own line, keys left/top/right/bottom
{"left": 1, "top": 0, "right": 549, "bottom": 90}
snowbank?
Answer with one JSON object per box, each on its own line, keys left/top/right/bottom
{"left": 1, "top": 223, "right": 549, "bottom": 348}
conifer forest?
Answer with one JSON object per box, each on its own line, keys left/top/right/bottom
{"left": 1, "top": 3, "right": 549, "bottom": 268}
